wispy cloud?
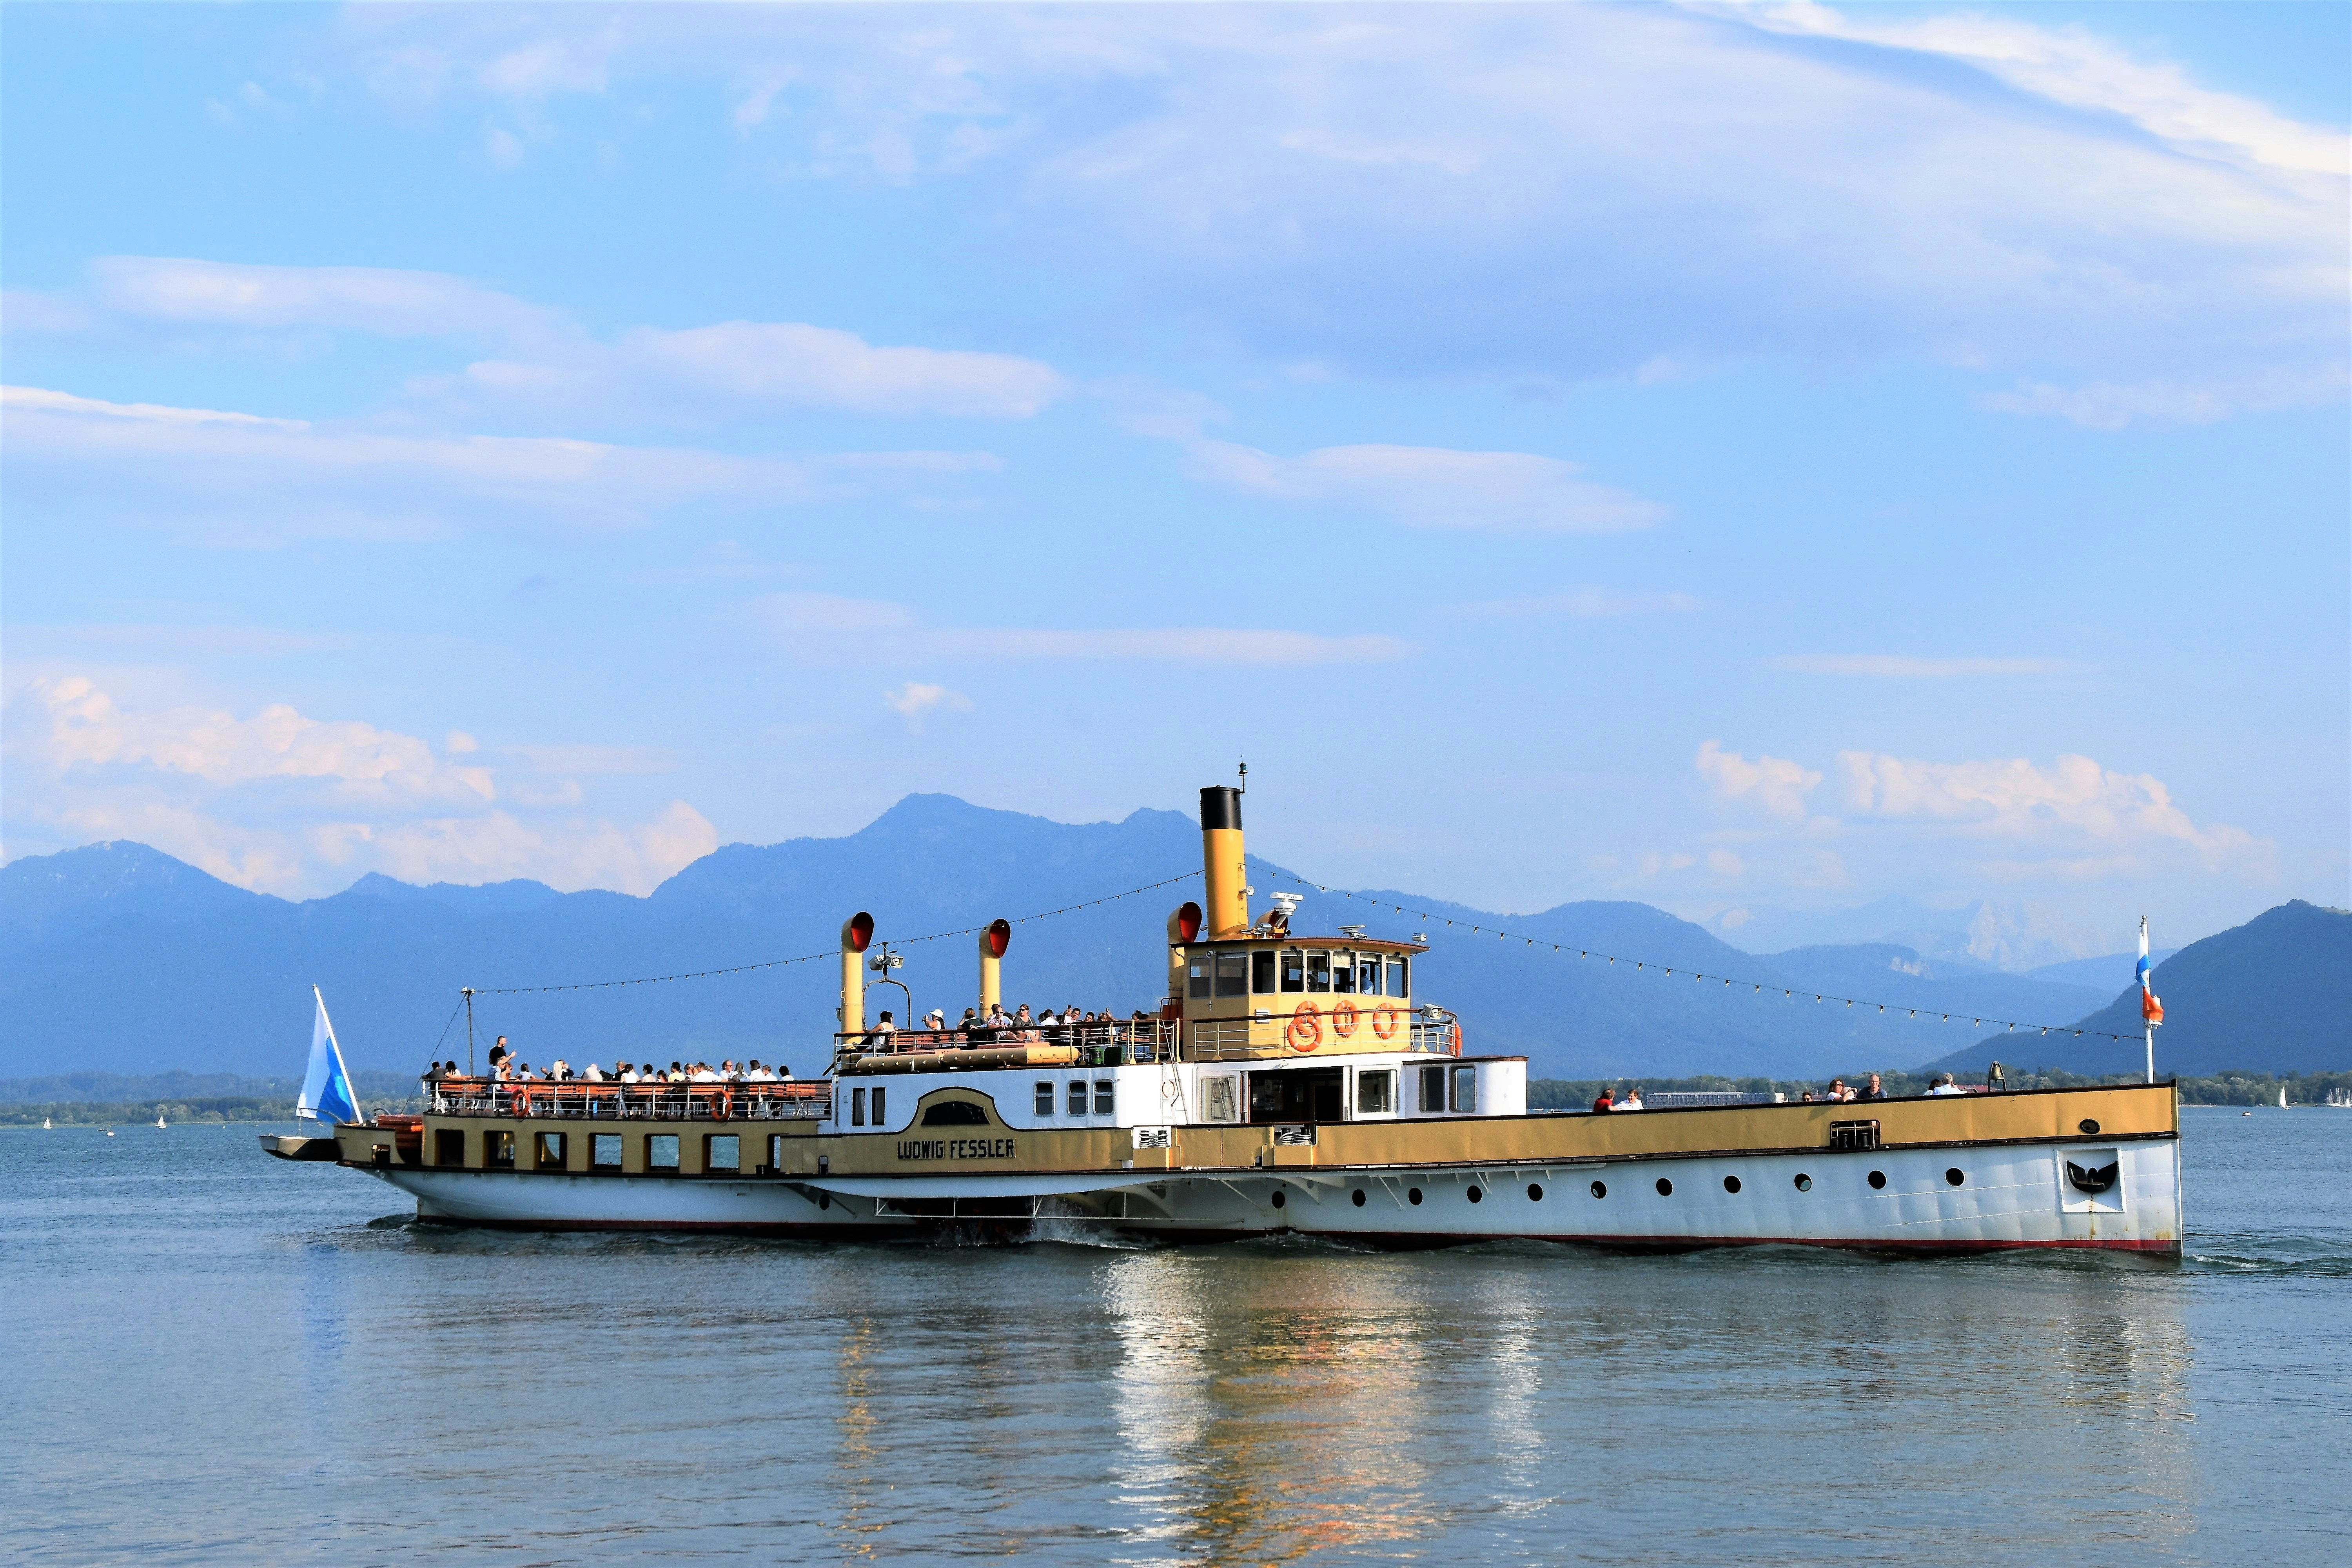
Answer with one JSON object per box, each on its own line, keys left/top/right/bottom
{"left": 882, "top": 682, "right": 974, "bottom": 732}
{"left": 1186, "top": 440, "right": 1666, "bottom": 534}
{"left": 1696, "top": 740, "right": 1822, "bottom": 824}
{"left": 89, "top": 255, "right": 555, "bottom": 340}
{"left": 1771, "top": 655, "right": 2078, "bottom": 678}
{"left": 759, "top": 592, "right": 1407, "bottom": 667}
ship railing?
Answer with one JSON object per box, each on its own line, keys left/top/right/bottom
{"left": 1189, "top": 1015, "right": 1463, "bottom": 1060}
{"left": 835, "top": 1019, "right": 1181, "bottom": 1067}
{"left": 424, "top": 1077, "right": 832, "bottom": 1122}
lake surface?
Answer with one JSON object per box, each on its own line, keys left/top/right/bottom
{"left": 4, "top": 1108, "right": 2345, "bottom": 1565}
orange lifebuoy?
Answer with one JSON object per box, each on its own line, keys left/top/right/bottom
{"left": 1372, "top": 1005, "right": 1401, "bottom": 1040}
{"left": 1332, "top": 1000, "right": 1359, "bottom": 1038}
{"left": 715, "top": 1088, "right": 732, "bottom": 1123}
{"left": 1288, "top": 1003, "right": 1322, "bottom": 1053}
{"left": 1450, "top": 1022, "right": 1463, "bottom": 1056}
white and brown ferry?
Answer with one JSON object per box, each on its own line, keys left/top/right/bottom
{"left": 268, "top": 786, "right": 2183, "bottom": 1257}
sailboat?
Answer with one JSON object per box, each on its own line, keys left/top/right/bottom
{"left": 2279, "top": 1085, "right": 2289, "bottom": 1110}
{"left": 156, "top": 1109, "right": 168, "bottom": 1128}
{"left": 42, "top": 1116, "right": 52, "bottom": 1129}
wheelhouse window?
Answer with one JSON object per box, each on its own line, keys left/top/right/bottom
{"left": 1419, "top": 1064, "right": 1447, "bottom": 1113}
{"left": 1188, "top": 955, "right": 1213, "bottom": 999}
{"left": 592, "top": 1133, "right": 621, "bottom": 1170}
{"left": 1279, "top": 949, "right": 1305, "bottom": 993}
{"left": 1452, "top": 1066, "right": 1477, "bottom": 1114}
{"left": 648, "top": 1134, "right": 680, "bottom": 1171}
{"left": 1251, "top": 951, "right": 1276, "bottom": 993}
{"left": 1356, "top": 1069, "right": 1396, "bottom": 1116}
{"left": 1068, "top": 1081, "right": 1088, "bottom": 1116}
{"left": 851, "top": 1087, "right": 867, "bottom": 1127}
{"left": 1203, "top": 1076, "right": 1240, "bottom": 1123}
{"left": 706, "top": 1134, "right": 740, "bottom": 1174}
{"left": 1305, "top": 953, "right": 1331, "bottom": 992}
{"left": 1359, "top": 957, "right": 1383, "bottom": 995}
{"left": 1034, "top": 1081, "right": 1055, "bottom": 1116}
{"left": 1215, "top": 953, "right": 1248, "bottom": 998}
{"left": 1387, "top": 956, "right": 1408, "bottom": 998}
{"left": 1330, "top": 952, "right": 1356, "bottom": 995}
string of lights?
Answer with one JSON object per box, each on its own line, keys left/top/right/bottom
{"left": 471, "top": 869, "right": 1202, "bottom": 995}
{"left": 1261, "top": 866, "right": 2142, "bottom": 1044}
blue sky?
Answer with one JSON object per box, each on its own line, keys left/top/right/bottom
{"left": 4, "top": 2, "right": 2344, "bottom": 964}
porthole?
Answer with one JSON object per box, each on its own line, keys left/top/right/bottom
{"left": 1655, "top": 1177, "right": 1673, "bottom": 1196}
{"left": 1271, "top": 1189, "right": 1287, "bottom": 1209}
{"left": 2078, "top": 1118, "right": 2101, "bottom": 1136}
{"left": 1723, "top": 1174, "right": 1742, "bottom": 1194}
{"left": 1467, "top": 1185, "right": 1484, "bottom": 1204}
{"left": 1408, "top": 1187, "right": 1423, "bottom": 1206}
{"left": 817, "top": 1194, "right": 831, "bottom": 1211}
{"left": 1945, "top": 1168, "right": 1965, "bottom": 1187}
{"left": 1794, "top": 1173, "right": 1812, "bottom": 1192}
{"left": 1527, "top": 1183, "right": 1544, "bottom": 1202}
{"left": 1867, "top": 1170, "right": 1887, "bottom": 1190}
{"left": 1352, "top": 1188, "right": 1367, "bottom": 1207}
{"left": 1590, "top": 1180, "right": 1607, "bottom": 1200}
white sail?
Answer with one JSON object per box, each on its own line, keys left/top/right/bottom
{"left": 297, "top": 987, "right": 360, "bottom": 1126}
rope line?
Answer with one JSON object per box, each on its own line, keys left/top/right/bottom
{"left": 1261, "top": 867, "right": 2144, "bottom": 1044}
{"left": 472, "top": 869, "right": 1201, "bottom": 995}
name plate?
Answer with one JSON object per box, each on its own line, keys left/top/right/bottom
{"left": 896, "top": 1138, "right": 1018, "bottom": 1161}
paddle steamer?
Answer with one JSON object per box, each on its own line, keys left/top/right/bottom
{"left": 268, "top": 786, "right": 2182, "bottom": 1256}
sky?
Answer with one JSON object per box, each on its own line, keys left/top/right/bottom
{"left": 3, "top": 2, "right": 2345, "bottom": 964}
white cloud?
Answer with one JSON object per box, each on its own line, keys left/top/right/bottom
{"left": 89, "top": 256, "right": 552, "bottom": 340}
{"left": 1187, "top": 441, "right": 1666, "bottom": 533}
{"left": 1696, "top": 740, "right": 1821, "bottom": 823}
{"left": 882, "top": 682, "right": 974, "bottom": 732}
{"left": 609, "top": 322, "right": 1065, "bottom": 418}
{"left": 1470, "top": 588, "right": 1701, "bottom": 618}
{"left": 1836, "top": 749, "right": 2268, "bottom": 872}
{"left": 7, "top": 677, "right": 715, "bottom": 897}
{"left": 1771, "top": 655, "right": 2076, "bottom": 678}
{"left": 504, "top": 744, "right": 675, "bottom": 775}
{"left": 1, "top": 385, "right": 997, "bottom": 540}
{"left": 1978, "top": 367, "right": 2348, "bottom": 429}
{"left": 759, "top": 592, "right": 1407, "bottom": 667}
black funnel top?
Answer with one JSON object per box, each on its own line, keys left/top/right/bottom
{"left": 1199, "top": 786, "right": 1243, "bottom": 831}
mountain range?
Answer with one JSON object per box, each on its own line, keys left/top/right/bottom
{"left": 2, "top": 794, "right": 2338, "bottom": 1083}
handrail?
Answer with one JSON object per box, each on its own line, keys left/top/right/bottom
{"left": 425, "top": 1077, "right": 831, "bottom": 1122}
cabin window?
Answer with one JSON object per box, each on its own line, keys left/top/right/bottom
{"left": 851, "top": 1087, "right": 867, "bottom": 1127}
{"left": 485, "top": 1130, "right": 515, "bottom": 1169}
{"left": 870, "top": 1087, "right": 886, "bottom": 1126}
{"left": 535, "top": 1131, "right": 566, "bottom": 1171}
{"left": 1279, "top": 949, "right": 1305, "bottom": 992}
{"left": 1305, "top": 953, "right": 1331, "bottom": 992}
{"left": 1068, "top": 1081, "right": 1089, "bottom": 1116}
{"left": 1387, "top": 957, "right": 1408, "bottom": 998}
{"left": 592, "top": 1133, "right": 622, "bottom": 1170}
{"left": 1419, "top": 1064, "right": 1447, "bottom": 1113}
{"left": 1215, "top": 953, "right": 1249, "bottom": 998}
{"left": 1252, "top": 951, "right": 1276, "bottom": 993}
{"left": 706, "top": 1134, "right": 740, "bottom": 1174}
{"left": 648, "top": 1134, "right": 680, "bottom": 1171}
{"left": 1034, "top": 1081, "right": 1055, "bottom": 1116}
{"left": 434, "top": 1129, "right": 466, "bottom": 1167}
{"left": 1359, "top": 957, "right": 1383, "bottom": 995}
{"left": 1094, "top": 1080, "right": 1116, "bottom": 1116}
{"left": 1188, "top": 955, "right": 1213, "bottom": 1000}
{"left": 1330, "top": 952, "right": 1356, "bottom": 994}
{"left": 1203, "top": 1076, "right": 1240, "bottom": 1123}
{"left": 766, "top": 1134, "right": 783, "bottom": 1172}
{"left": 1356, "top": 1069, "right": 1396, "bottom": 1115}
{"left": 1452, "top": 1066, "right": 1478, "bottom": 1114}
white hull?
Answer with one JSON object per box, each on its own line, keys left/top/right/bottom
{"left": 369, "top": 1136, "right": 2180, "bottom": 1255}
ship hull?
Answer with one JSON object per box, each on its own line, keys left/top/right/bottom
{"left": 356, "top": 1127, "right": 2180, "bottom": 1258}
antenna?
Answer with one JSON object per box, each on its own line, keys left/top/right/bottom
{"left": 1237, "top": 760, "right": 1247, "bottom": 792}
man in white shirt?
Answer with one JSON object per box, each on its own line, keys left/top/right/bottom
{"left": 1614, "top": 1087, "right": 1645, "bottom": 1111}
{"left": 1927, "top": 1073, "right": 1963, "bottom": 1096}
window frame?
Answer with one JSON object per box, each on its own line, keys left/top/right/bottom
{"left": 1187, "top": 953, "right": 1214, "bottom": 999}
{"left": 647, "top": 1133, "right": 681, "bottom": 1171}
{"left": 1251, "top": 950, "right": 1276, "bottom": 994}
{"left": 1354, "top": 1068, "right": 1397, "bottom": 1117}
{"left": 1093, "top": 1079, "right": 1116, "bottom": 1117}
{"left": 534, "top": 1130, "right": 566, "bottom": 1171}
{"left": 1214, "top": 952, "right": 1249, "bottom": 998}
{"left": 1418, "top": 1063, "right": 1447, "bottom": 1114}
{"left": 1305, "top": 952, "right": 1332, "bottom": 993}
{"left": 1279, "top": 949, "right": 1305, "bottom": 993}
{"left": 1387, "top": 956, "right": 1408, "bottom": 999}
{"left": 1203, "top": 1074, "right": 1240, "bottom": 1123}
{"left": 485, "top": 1129, "right": 515, "bottom": 1169}
{"left": 1451, "top": 1065, "right": 1478, "bottom": 1114}
{"left": 1067, "top": 1080, "right": 1089, "bottom": 1117}
{"left": 851, "top": 1085, "right": 866, "bottom": 1127}
{"left": 1034, "top": 1080, "right": 1055, "bottom": 1116}
{"left": 591, "top": 1132, "right": 622, "bottom": 1170}
{"left": 706, "top": 1133, "right": 740, "bottom": 1174}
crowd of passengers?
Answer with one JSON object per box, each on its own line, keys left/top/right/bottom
{"left": 853, "top": 1003, "right": 1156, "bottom": 1051}
{"left": 420, "top": 1038, "right": 802, "bottom": 1089}
{"left": 1587, "top": 1072, "right": 1964, "bottom": 1111}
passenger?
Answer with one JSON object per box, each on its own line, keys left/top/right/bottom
{"left": 488, "top": 1037, "right": 511, "bottom": 1071}
{"left": 868, "top": 1011, "right": 898, "bottom": 1050}
{"left": 1591, "top": 1088, "right": 1615, "bottom": 1112}
{"left": 1827, "top": 1077, "right": 1850, "bottom": 1103}
{"left": 1927, "top": 1073, "right": 1963, "bottom": 1096}
{"left": 550, "top": 1058, "right": 571, "bottom": 1082}
{"left": 1616, "top": 1086, "right": 1645, "bottom": 1111}
{"left": 1800, "top": 1089, "right": 1817, "bottom": 1103}
{"left": 583, "top": 1061, "right": 606, "bottom": 1082}
{"left": 668, "top": 1062, "right": 686, "bottom": 1084}
{"left": 924, "top": 1009, "right": 947, "bottom": 1040}
{"left": 1857, "top": 1073, "right": 1886, "bottom": 1101}
{"left": 619, "top": 1063, "right": 641, "bottom": 1084}
{"left": 691, "top": 1062, "right": 720, "bottom": 1083}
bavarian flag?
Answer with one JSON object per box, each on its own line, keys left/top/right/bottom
{"left": 2138, "top": 919, "right": 2164, "bottom": 1026}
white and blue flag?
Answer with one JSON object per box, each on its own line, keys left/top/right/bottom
{"left": 298, "top": 987, "right": 359, "bottom": 1126}
{"left": 2137, "top": 918, "right": 2163, "bottom": 1026}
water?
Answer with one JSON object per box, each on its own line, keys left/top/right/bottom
{"left": 2, "top": 1109, "right": 2345, "bottom": 1566}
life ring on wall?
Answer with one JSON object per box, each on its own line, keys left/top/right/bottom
{"left": 1372, "top": 1005, "right": 1401, "bottom": 1040}
{"left": 1332, "top": 1000, "right": 1359, "bottom": 1038}
{"left": 714, "top": 1089, "right": 733, "bottom": 1122}
{"left": 1288, "top": 1004, "right": 1322, "bottom": 1053}
{"left": 1450, "top": 1022, "right": 1463, "bottom": 1056}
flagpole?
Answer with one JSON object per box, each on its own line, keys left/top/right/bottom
{"left": 2142, "top": 916, "right": 2155, "bottom": 1085}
